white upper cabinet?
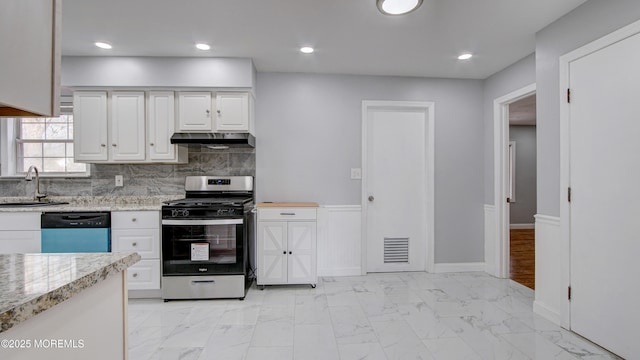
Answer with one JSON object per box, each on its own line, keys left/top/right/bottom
{"left": 215, "top": 92, "right": 251, "bottom": 132}
{"left": 0, "top": 0, "right": 60, "bottom": 117}
{"left": 73, "top": 90, "right": 186, "bottom": 164}
{"left": 177, "top": 92, "right": 213, "bottom": 131}
{"left": 74, "top": 91, "right": 108, "bottom": 162}
{"left": 111, "top": 91, "right": 146, "bottom": 161}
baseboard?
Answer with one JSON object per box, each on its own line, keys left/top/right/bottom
{"left": 533, "top": 300, "right": 561, "bottom": 326}
{"left": 510, "top": 223, "right": 534, "bottom": 229}
{"left": 433, "top": 262, "right": 486, "bottom": 273}
{"left": 317, "top": 267, "right": 362, "bottom": 277}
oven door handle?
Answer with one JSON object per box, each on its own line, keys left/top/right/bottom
{"left": 162, "top": 219, "right": 244, "bottom": 225}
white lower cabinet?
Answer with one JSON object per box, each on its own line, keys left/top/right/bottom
{"left": 111, "top": 211, "right": 160, "bottom": 291}
{"left": 0, "top": 212, "right": 41, "bottom": 253}
{"left": 257, "top": 208, "right": 317, "bottom": 286}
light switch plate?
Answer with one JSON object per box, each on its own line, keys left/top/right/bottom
{"left": 115, "top": 175, "right": 124, "bottom": 187}
{"left": 351, "top": 168, "right": 362, "bottom": 179}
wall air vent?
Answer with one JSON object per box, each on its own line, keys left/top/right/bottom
{"left": 383, "top": 237, "right": 409, "bottom": 263}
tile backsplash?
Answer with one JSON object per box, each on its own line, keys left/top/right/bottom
{"left": 0, "top": 145, "right": 255, "bottom": 197}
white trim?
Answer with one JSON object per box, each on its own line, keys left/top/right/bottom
{"left": 534, "top": 300, "right": 562, "bottom": 326}
{"left": 510, "top": 223, "right": 534, "bottom": 229}
{"left": 535, "top": 214, "right": 560, "bottom": 226}
{"left": 317, "top": 205, "right": 362, "bottom": 277}
{"left": 558, "top": 18, "right": 640, "bottom": 330}
{"left": 484, "top": 204, "right": 497, "bottom": 276}
{"left": 508, "top": 140, "right": 516, "bottom": 203}
{"left": 493, "top": 83, "right": 536, "bottom": 279}
{"left": 361, "top": 101, "right": 435, "bottom": 274}
{"left": 433, "top": 262, "right": 486, "bottom": 273}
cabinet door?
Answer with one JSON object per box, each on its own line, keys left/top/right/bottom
{"left": 287, "top": 222, "right": 317, "bottom": 284}
{"left": 111, "top": 91, "right": 145, "bottom": 161}
{"left": 215, "top": 92, "right": 250, "bottom": 132}
{"left": 73, "top": 91, "right": 108, "bottom": 161}
{"left": 127, "top": 259, "right": 160, "bottom": 290}
{"left": 257, "top": 221, "right": 288, "bottom": 284}
{"left": 148, "top": 91, "right": 176, "bottom": 161}
{"left": 0, "top": 231, "right": 41, "bottom": 253}
{"left": 177, "top": 92, "right": 212, "bottom": 131}
{"left": 111, "top": 229, "right": 159, "bottom": 259}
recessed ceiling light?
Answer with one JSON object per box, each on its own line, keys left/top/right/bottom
{"left": 377, "top": 0, "right": 423, "bottom": 15}
{"left": 195, "top": 43, "right": 211, "bottom": 51}
{"left": 94, "top": 42, "right": 112, "bottom": 49}
{"left": 300, "top": 47, "right": 314, "bottom": 54}
{"left": 458, "top": 53, "right": 473, "bottom": 60}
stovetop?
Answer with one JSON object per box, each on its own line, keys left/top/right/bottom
{"left": 163, "top": 197, "right": 253, "bottom": 207}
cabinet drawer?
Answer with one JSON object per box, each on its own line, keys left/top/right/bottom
{"left": 111, "top": 229, "right": 159, "bottom": 258}
{"left": 111, "top": 211, "right": 159, "bottom": 229}
{"left": 127, "top": 259, "right": 160, "bottom": 290}
{"left": 258, "top": 208, "right": 317, "bottom": 221}
{"left": 0, "top": 212, "right": 41, "bottom": 230}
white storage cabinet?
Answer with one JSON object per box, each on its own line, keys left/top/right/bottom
{"left": 111, "top": 211, "right": 161, "bottom": 291}
{"left": 214, "top": 92, "right": 252, "bottom": 132}
{"left": 177, "top": 92, "right": 213, "bottom": 131}
{"left": 257, "top": 208, "right": 317, "bottom": 287}
{"left": 0, "top": 212, "right": 41, "bottom": 253}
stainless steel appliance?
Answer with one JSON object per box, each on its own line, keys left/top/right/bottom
{"left": 161, "top": 176, "right": 254, "bottom": 300}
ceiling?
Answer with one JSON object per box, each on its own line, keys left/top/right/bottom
{"left": 61, "top": 0, "right": 588, "bottom": 79}
{"left": 509, "top": 94, "right": 536, "bottom": 126}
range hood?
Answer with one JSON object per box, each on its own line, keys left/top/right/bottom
{"left": 170, "top": 133, "right": 255, "bottom": 147}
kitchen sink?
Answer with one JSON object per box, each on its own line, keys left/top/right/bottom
{"left": 0, "top": 201, "right": 69, "bottom": 207}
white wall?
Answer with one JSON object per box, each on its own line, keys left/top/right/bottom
{"left": 62, "top": 56, "right": 255, "bottom": 88}
{"left": 255, "top": 72, "right": 485, "bottom": 264}
{"left": 482, "top": 54, "right": 536, "bottom": 205}
{"left": 536, "top": 0, "right": 640, "bottom": 216}
{"left": 509, "top": 125, "right": 537, "bottom": 224}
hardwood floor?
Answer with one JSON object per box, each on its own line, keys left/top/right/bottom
{"left": 510, "top": 228, "right": 535, "bottom": 289}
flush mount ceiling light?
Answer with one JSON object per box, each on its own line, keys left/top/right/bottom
{"left": 458, "top": 53, "right": 473, "bottom": 60}
{"left": 377, "top": 0, "right": 423, "bottom": 15}
{"left": 300, "top": 46, "right": 314, "bottom": 54}
{"left": 94, "top": 42, "right": 112, "bottom": 49}
{"left": 195, "top": 43, "right": 211, "bottom": 50}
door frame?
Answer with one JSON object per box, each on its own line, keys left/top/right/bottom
{"left": 361, "top": 100, "right": 435, "bottom": 274}
{"left": 559, "top": 17, "right": 640, "bottom": 330}
{"left": 492, "top": 83, "right": 536, "bottom": 279}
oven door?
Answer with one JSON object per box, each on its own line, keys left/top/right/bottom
{"left": 162, "top": 218, "right": 245, "bottom": 276}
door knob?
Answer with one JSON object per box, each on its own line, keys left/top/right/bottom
{"left": 368, "top": 195, "right": 374, "bottom": 202}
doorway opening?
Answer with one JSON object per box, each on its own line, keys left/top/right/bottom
{"left": 492, "top": 83, "right": 535, "bottom": 280}
{"left": 507, "top": 94, "right": 536, "bottom": 289}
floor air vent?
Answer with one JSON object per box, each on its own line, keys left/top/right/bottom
{"left": 384, "top": 237, "right": 409, "bottom": 263}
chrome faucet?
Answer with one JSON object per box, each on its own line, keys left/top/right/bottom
{"left": 25, "top": 165, "right": 47, "bottom": 201}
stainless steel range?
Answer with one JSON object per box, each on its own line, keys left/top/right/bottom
{"left": 161, "top": 176, "right": 254, "bottom": 301}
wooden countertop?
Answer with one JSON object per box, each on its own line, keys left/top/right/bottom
{"left": 256, "top": 202, "right": 319, "bottom": 208}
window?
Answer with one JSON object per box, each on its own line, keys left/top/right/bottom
{"left": 16, "top": 116, "right": 87, "bottom": 175}
{"left": 0, "top": 95, "right": 89, "bottom": 177}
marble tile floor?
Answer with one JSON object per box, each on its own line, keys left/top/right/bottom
{"left": 127, "top": 272, "right": 621, "bottom": 360}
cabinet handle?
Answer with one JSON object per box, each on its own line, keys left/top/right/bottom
{"left": 280, "top": 212, "right": 296, "bottom": 216}
{"left": 112, "top": 144, "right": 117, "bottom": 147}
{"left": 132, "top": 242, "right": 137, "bottom": 247}
{"left": 217, "top": 109, "right": 221, "bottom": 115}
{"left": 289, "top": 251, "right": 292, "bottom": 254}
{"left": 283, "top": 251, "right": 286, "bottom": 255}
{"left": 206, "top": 109, "right": 210, "bottom": 117}
{"left": 101, "top": 144, "right": 106, "bottom": 147}
{"left": 132, "top": 218, "right": 137, "bottom": 222}
{"left": 132, "top": 273, "right": 138, "bottom": 278}
{"left": 150, "top": 142, "right": 154, "bottom": 146}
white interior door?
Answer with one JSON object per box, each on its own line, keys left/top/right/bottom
{"left": 364, "top": 102, "right": 431, "bottom": 272}
{"left": 569, "top": 30, "right": 640, "bottom": 358}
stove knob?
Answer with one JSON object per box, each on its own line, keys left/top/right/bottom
{"left": 171, "top": 209, "right": 179, "bottom": 217}
{"left": 183, "top": 210, "right": 189, "bottom": 217}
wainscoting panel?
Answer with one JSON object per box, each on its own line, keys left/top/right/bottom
{"left": 316, "top": 205, "right": 362, "bottom": 276}
{"left": 534, "top": 214, "right": 562, "bottom": 325}
{"left": 484, "top": 204, "right": 497, "bottom": 276}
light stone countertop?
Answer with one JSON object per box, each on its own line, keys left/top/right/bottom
{"left": 0, "top": 252, "right": 141, "bottom": 333}
{"left": 0, "top": 195, "right": 183, "bottom": 212}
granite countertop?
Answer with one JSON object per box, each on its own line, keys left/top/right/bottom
{"left": 0, "top": 195, "right": 182, "bottom": 212}
{"left": 0, "top": 252, "right": 141, "bottom": 333}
